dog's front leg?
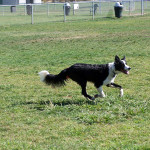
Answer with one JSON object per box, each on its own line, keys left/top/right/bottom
{"left": 95, "top": 86, "right": 106, "bottom": 98}
{"left": 107, "top": 83, "right": 123, "bottom": 97}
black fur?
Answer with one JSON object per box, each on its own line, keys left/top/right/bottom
{"left": 66, "top": 63, "right": 109, "bottom": 100}
{"left": 67, "top": 63, "right": 109, "bottom": 88}
{"left": 43, "top": 63, "right": 110, "bottom": 100}
{"left": 115, "top": 55, "right": 127, "bottom": 71}
{"left": 45, "top": 64, "right": 109, "bottom": 86}
{"left": 44, "top": 69, "right": 68, "bottom": 87}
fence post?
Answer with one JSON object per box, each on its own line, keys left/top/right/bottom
{"left": 99, "top": 0, "right": 101, "bottom": 14}
{"left": 31, "top": 4, "right": 34, "bottom": 24}
{"left": 47, "top": 2, "right": 49, "bottom": 16}
{"left": 141, "top": 0, "right": 144, "bottom": 15}
{"left": 64, "top": 3, "right": 66, "bottom": 22}
{"left": 92, "top": 1, "right": 94, "bottom": 20}
{"left": 129, "top": 1, "right": 131, "bottom": 15}
{"left": 73, "top": 2, "right": 75, "bottom": 15}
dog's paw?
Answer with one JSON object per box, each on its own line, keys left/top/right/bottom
{"left": 86, "top": 97, "right": 95, "bottom": 101}
{"left": 94, "top": 94, "right": 106, "bottom": 98}
{"left": 94, "top": 94, "right": 100, "bottom": 98}
{"left": 120, "top": 89, "right": 123, "bottom": 97}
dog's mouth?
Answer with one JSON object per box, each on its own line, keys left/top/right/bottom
{"left": 121, "top": 69, "right": 129, "bottom": 75}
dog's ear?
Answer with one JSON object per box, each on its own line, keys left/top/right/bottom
{"left": 115, "top": 55, "right": 120, "bottom": 63}
{"left": 121, "top": 56, "right": 126, "bottom": 60}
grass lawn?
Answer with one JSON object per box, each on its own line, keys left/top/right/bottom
{"left": 0, "top": 15, "right": 150, "bottom": 149}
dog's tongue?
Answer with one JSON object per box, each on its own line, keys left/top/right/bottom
{"left": 123, "top": 70, "right": 129, "bottom": 75}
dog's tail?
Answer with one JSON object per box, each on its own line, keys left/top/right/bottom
{"left": 38, "top": 69, "right": 68, "bottom": 87}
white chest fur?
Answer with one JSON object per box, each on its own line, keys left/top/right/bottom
{"left": 103, "top": 63, "right": 116, "bottom": 85}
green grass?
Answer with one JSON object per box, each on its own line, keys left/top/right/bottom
{"left": 0, "top": 16, "right": 150, "bottom": 149}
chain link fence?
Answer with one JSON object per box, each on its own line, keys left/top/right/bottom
{"left": 0, "top": 0, "right": 150, "bottom": 25}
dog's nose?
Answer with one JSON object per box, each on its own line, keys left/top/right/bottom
{"left": 128, "top": 67, "right": 131, "bottom": 70}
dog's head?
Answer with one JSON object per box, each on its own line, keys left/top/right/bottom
{"left": 114, "top": 55, "right": 131, "bottom": 74}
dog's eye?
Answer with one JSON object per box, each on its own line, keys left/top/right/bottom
{"left": 121, "top": 60, "right": 127, "bottom": 66}
{"left": 121, "top": 62, "right": 125, "bottom": 68}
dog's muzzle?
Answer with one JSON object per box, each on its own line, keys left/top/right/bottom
{"left": 121, "top": 67, "right": 131, "bottom": 75}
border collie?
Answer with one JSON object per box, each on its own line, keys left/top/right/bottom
{"left": 39, "top": 55, "right": 131, "bottom": 100}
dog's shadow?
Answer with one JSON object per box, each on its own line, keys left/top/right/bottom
{"left": 24, "top": 98, "right": 97, "bottom": 111}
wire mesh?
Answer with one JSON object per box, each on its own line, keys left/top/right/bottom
{"left": 0, "top": 0, "right": 150, "bottom": 25}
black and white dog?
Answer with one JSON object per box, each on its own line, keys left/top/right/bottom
{"left": 39, "top": 55, "right": 131, "bottom": 100}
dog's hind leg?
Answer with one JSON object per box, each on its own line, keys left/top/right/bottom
{"left": 80, "top": 81, "right": 95, "bottom": 100}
